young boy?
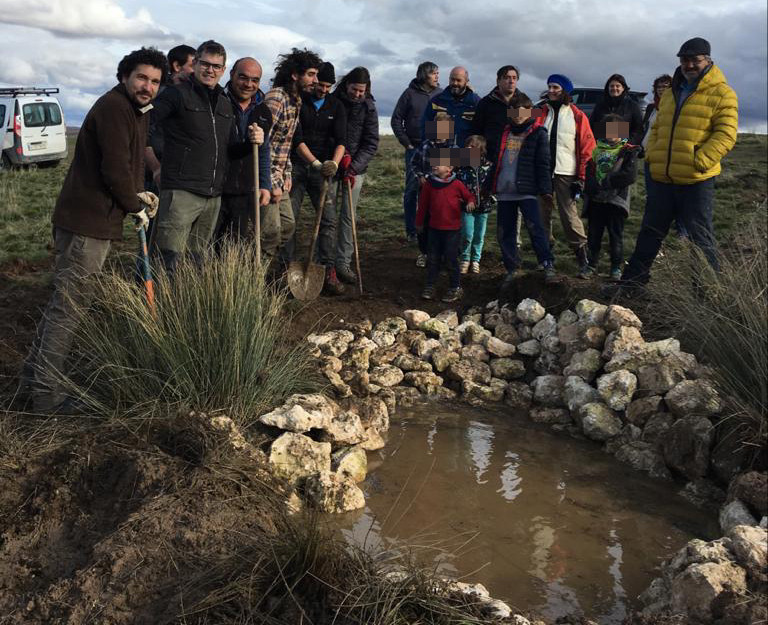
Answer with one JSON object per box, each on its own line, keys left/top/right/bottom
{"left": 491, "top": 93, "right": 556, "bottom": 286}
{"left": 415, "top": 162, "right": 475, "bottom": 302}
{"left": 456, "top": 135, "right": 494, "bottom": 274}
{"left": 583, "top": 113, "right": 639, "bottom": 280}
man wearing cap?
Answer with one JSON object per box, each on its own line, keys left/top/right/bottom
{"left": 285, "top": 61, "right": 347, "bottom": 294}
{"left": 534, "top": 73, "right": 596, "bottom": 278}
{"left": 616, "top": 37, "right": 738, "bottom": 290}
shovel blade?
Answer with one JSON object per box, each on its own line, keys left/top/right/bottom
{"left": 287, "top": 261, "right": 325, "bottom": 301}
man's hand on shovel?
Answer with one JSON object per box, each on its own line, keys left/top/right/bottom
{"left": 134, "top": 191, "right": 159, "bottom": 230}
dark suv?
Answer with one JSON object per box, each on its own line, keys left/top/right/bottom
{"left": 569, "top": 88, "right": 647, "bottom": 119}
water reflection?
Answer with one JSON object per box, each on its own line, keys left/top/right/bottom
{"left": 343, "top": 404, "right": 717, "bottom": 624}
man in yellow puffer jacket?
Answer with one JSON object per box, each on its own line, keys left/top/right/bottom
{"left": 618, "top": 37, "right": 738, "bottom": 289}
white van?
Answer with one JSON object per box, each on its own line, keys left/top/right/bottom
{"left": 0, "top": 87, "right": 67, "bottom": 170}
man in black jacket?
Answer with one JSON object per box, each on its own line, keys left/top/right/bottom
{"left": 216, "top": 57, "right": 272, "bottom": 241}
{"left": 149, "top": 40, "right": 252, "bottom": 273}
{"left": 285, "top": 62, "right": 347, "bottom": 294}
{"left": 333, "top": 67, "right": 379, "bottom": 284}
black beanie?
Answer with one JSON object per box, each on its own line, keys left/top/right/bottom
{"left": 318, "top": 62, "right": 336, "bottom": 84}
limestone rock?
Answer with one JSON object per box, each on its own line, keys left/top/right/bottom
{"left": 728, "top": 525, "right": 767, "bottom": 582}
{"left": 392, "top": 385, "right": 422, "bottom": 407}
{"left": 662, "top": 416, "right": 714, "bottom": 480}
{"left": 369, "top": 364, "right": 404, "bottom": 388}
{"left": 580, "top": 403, "right": 622, "bottom": 441}
{"left": 597, "top": 369, "right": 637, "bottom": 411}
{"left": 679, "top": 479, "right": 727, "bottom": 509}
{"left": 563, "top": 376, "right": 601, "bottom": 413}
{"left": 460, "top": 343, "right": 490, "bottom": 362}
{"left": 259, "top": 393, "right": 337, "bottom": 432}
{"left": 360, "top": 428, "right": 386, "bottom": 451}
{"left": 342, "top": 396, "right": 389, "bottom": 434}
{"left": 642, "top": 412, "right": 676, "bottom": 449}
{"left": 371, "top": 329, "right": 397, "bottom": 348}
{"left": 323, "top": 368, "right": 352, "bottom": 398}
{"left": 462, "top": 378, "right": 507, "bottom": 403}
{"left": 604, "top": 304, "right": 643, "bottom": 332}
{"left": 345, "top": 344, "right": 372, "bottom": 372}
{"left": 625, "top": 396, "right": 665, "bottom": 427}
{"left": 505, "top": 381, "right": 533, "bottom": 410}
{"left": 534, "top": 351, "right": 562, "bottom": 375}
{"left": 396, "top": 329, "right": 425, "bottom": 350}
{"left": 432, "top": 386, "right": 458, "bottom": 401}
{"left": 304, "top": 471, "right": 365, "bottom": 513}
{"left": 494, "top": 322, "right": 520, "bottom": 345}
{"left": 419, "top": 318, "right": 450, "bottom": 338}
{"left": 435, "top": 309, "right": 459, "bottom": 329}
{"left": 575, "top": 299, "right": 608, "bottom": 326}
{"left": 374, "top": 316, "right": 408, "bottom": 336}
{"left": 532, "top": 314, "right": 558, "bottom": 340}
{"left": 531, "top": 375, "right": 566, "bottom": 408}
{"left": 604, "top": 423, "right": 642, "bottom": 454}
{"left": 517, "top": 323, "right": 533, "bottom": 341}
{"left": 563, "top": 348, "right": 603, "bottom": 381}
{"left": 464, "top": 323, "right": 492, "bottom": 346}
{"left": 516, "top": 298, "right": 546, "bottom": 324}
{"left": 540, "top": 335, "right": 561, "bottom": 353}
{"left": 490, "top": 357, "right": 526, "bottom": 380}
{"left": 636, "top": 360, "right": 685, "bottom": 397}
{"left": 269, "top": 433, "right": 331, "bottom": 483}
{"left": 403, "top": 309, "right": 431, "bottom": 329}
{"left": 482, "top": 310, "right": 502, "bottom": 330}
{"left": 307, "top": 329, "right": 355, "bottom": 357}
{"left": 728, "top": 471, "right": 768, "bottom": 518}
{"left": 530, "top": 407, "right": 571, "bottom": 424}
{"left": 517, "top": 339, "right": 541, "bottom": 357}
{"left": 345, "top": 319, "right": 373, "bottom": 337}
{"left": 665, "top": 379, "right": 723, "bottom": 418}
{"left": 615, "top": 441, "right": 672, "bottom": 479}
{"left": 558, "top": 309, "right": 578, "bottom": 326}
{"left": 412, "top": 337, "right": 441, "bottom": 359}
{"left": 392, "top": 353, "right": 432, "bottom": 373}
{"left": 720, "top": 500, "right": 758, "bottom": 534}
{"left": 431, "top": 347, "right": 460, "bottom": 373}
{"left": 332, "top": 446, "right": 368, "bottom": 482}
{"left": 602, "top": 326, "right": 645, "bottom": 361}
{"left": 446, "top": 359, "right": 492, "bottom": 385}
{"left": 322, "top": 356, "right": 343, "bottom": 373}
{"left": 370, "top": 343, "right": 407, "bottom": 367}
{"left": 604, "top": 338, "right": 681, "bottom": 373}
{"left": 487, "top": 336, "right": 516, "bottom": 357}
{"left": 669, "top": 561, "right": 747, "bottom": 623}
{"left": 319, "top": 410, "right": 367, "bottom": 447}
{"left": 403, "top": 371, "right": 444, "bottom": 395}
{"left": 438, "top": 332, "right": 462, "bottom": 352}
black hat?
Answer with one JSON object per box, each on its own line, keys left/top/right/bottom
{"left": 318, "top": 62, "right": 336, "bottom": 84}
{"left": 677, "top": 37, "right": 711, "bottom": 57}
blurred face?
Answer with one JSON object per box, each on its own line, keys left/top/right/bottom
{"left": 434, "top": 119, "right": 453, "bottom": 141}
{"left": 293, "top": 67, "right": 319, "bottom": 92}
{"left": 654, "top": 81, "right": 671, "bottom": 98}
{"left": 449, "top": 69, "right": 468, "bottom": 95}
{"left": 425, "top": 69, "right": 439, "bottom": 89}
{"left": 432, "top": 164, "right": 452, "bottom": 178}
{"left": 346, "top": 82, "right": 367, "bottom": 102}
{"left": 680, "top": 55, "right": 710, "bottom": 82}
{"left": 510, "top": 106, "right": 531, "bottom": 125}
{"left": 604, "top": 120, "right": 630, "bottom": 142}
{"left": 608, "top": 80, "right": 624, "bottom": 97}
{"left": 122, "top": 63, "right": 163, "bottom": 107}
{"left": 547, "top": 82, "right": 564, "bottom": 101}
{"left": 194, "top": 53, "right": 226, "bottom": 89}
{"left": 229, "top": 59, "right": 262, "bottom": 102}
{"left": 314, "top": 81, "right": 332, "bottom": 99}
{"left": 497, "top": 69, "right": 518, "bottom": 97}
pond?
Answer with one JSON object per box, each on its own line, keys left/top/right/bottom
{"left": 341, "top": 404, "right": 718, "bottom": 624}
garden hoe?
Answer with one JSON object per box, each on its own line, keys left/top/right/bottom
{"left": 287, "top": 178, "right": 328, "bottom": 300}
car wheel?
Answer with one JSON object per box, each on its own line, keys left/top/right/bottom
{"left": 0, "top": 153, "right": 12, "bottom": 172}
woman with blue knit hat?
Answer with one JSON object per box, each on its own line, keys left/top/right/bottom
{"left": 533, "top": 73, "right": 596, "bottom": 278}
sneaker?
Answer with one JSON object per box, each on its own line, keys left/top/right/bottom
{"left": 609, "top": 267, "right": 623, "bottom": 281}
{"left": 441, "top": 287, "right": 464, "bottom": 303}
{"left": 421, "top": 285, "right": 435, "bottom": 300}
{"left": 459, "top": 260, "right": 470, "bottom": 274}
{"left": 415, "top": 253, "right": 427, "bottom": 268}
{"left": 406, "top": 232, "right": 417, "bottom": 244}
{"left": 543, "top": 262, "right": 558, "bottom": 284}
{"left": 336, "top": 265, "right": 357, "bottom": 284}
{"left": 577, "top": 264, "right": 595, "bottom": 280}
{"left": 470, "top": 261, "right": 480, "bottom": 274}
{"left": 323, "top": 267, "right": 346, "bottom": 295}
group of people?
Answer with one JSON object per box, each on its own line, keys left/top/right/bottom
{"left": 21, "top": 35, "right": 738, "bottom": 413}
{"left": 390, "top": 36, "right": 738, "bottom": 301}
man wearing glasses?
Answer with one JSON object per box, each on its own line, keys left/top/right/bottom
{"left": 614, "top": 37, "right": 738, "bottom": 292}
{"left": 148, "top": 40, "right": 241, "bottom": 273}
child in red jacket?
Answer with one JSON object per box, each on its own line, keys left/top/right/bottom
{"left": 415, "top": 163, "right": 475, "bottom": 302}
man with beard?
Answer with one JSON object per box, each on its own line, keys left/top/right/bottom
{"left": 23, "top": 47, "right": 167, "bottom": 413}
{"left": 612, "top": 37, "right": 737, "bottom": 293}
{"left": 423, "top": 66, "right": 480, "bottom": 147}
{"left": 216, "top": 57, "right": 272, "bottom": 241}
{"left": 391, "top": 61, "right": 441, "bottom": 242}
{"left": 262, "top": 48, "right": 322, "bottom": 264}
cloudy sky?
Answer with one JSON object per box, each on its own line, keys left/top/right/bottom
{"left": 1, "top": 0, "right": 766, "bottom": 131}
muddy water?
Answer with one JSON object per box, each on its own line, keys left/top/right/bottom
{"left": 342, "top": 404, "right": 717, "bottom": 624}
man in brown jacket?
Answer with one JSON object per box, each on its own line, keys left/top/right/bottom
{"left": 23, "top": 47, "right": 168, "bottom": 413}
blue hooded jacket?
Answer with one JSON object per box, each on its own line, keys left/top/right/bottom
{"left": 422, "top": 87, "right": 481, "bottom": 146}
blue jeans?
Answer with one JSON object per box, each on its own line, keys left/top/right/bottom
{"left": 460, "top": 212, "right": 489, "bottom": 262}
{"left": 644, "top": 162, "right": 688, "bottom": 239}
{"left": 624, "top": 177, "right": 718, "bottom": 284}
{"left": 497, "top": 198, "right": 554, "bottom": 272}
{"left": 426, "top": 228, "right": 461, "bottom": 288}
{"left": 403, "top": 148, "right": 419, "bottom": 237}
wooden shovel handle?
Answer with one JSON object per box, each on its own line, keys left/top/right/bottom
{"left": 305, "top": 178, "right": 329, "bottom": 272}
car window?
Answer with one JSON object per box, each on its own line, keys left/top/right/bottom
{"left": 0, "top": 104, "right": 5, "bottom": 126}
{"left": 22, "top": 102, "right": 63, "bottom": 127}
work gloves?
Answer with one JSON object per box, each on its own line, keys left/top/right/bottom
{"left": 320, "top": 160, "right": 338, "bottom": 177}
{"left": 134, "top": 191, "right": 159, "bottom": 231}
{"left": 339, "top": 153, "right": 356, "bottom": 185}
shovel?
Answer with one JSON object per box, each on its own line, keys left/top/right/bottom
{"left": 252, "top": 142, "right": 261, "bottom": 266}
{"left": 286, "top": 178, "right": 328, "bottom": 301}
{"left": 345, "top": 179, "right": 363, "bottom": 296}
{"left": 135, "top": 222, "right": 156, "bottom": 317}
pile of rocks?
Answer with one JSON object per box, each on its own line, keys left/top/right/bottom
{"left": 305, "top": 296, "right": 767, "bottom": 623}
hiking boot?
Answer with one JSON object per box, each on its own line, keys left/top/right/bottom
{"left": 441, "top": 287, "right": 464, "bottom": 303}
{"left": 459, "top": 260, "right": 470, "bottom": 274}
{"left": 609, "top": 266, "right": 623, "bottom": 281}
{"left": 336, "top": 265, "right": 357, "bottom": 284}
{"left": 577, "top": 264, "right": 595, "bottom": 280}
{"left": 415, "top": 253, "right": 427, "bottom": 268}
{"left": 543, "top": 262, "right": 558, "bottom": 284}
{"left": 470, "top": 261, "right": 480, "bottom": 274}
{"left": 323, "top": 267, "right": 346, "bottom": 295}
{"left": 421, "top": 285, "right": 435, "bottom": 300}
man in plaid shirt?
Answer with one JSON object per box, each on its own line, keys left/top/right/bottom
{"left": 262, "top": 48, "right": 322, "bottom": 265}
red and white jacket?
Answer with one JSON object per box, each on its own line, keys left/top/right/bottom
{"left": 534, "top": 102, "right": 596, "bottom": 181}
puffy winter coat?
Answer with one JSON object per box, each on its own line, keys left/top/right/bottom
{"left": 491, "top": 123, "right": 552, "bottom": 196}
{"left": 336, "top": 89, "right": 379, "bottom": 174}
{"left": 391, "top": 79, "right": 442, "bottom": 148}
{"left": 471, "top": 88, "right": 520, "bottom": 169}
{"left": 534, "top": 101, "right": 595, "bottom": 181}
{"left": 422, "top": 87, "right": 481, "bottom": 146}
{"left": 584, "top": 142, "right": 640, "bottom": 217}
{"left": 647, "top": 64, "right": 738, "bottom": 185}
{"left": 590, "top": 93, "right": 643, "bottom": 145}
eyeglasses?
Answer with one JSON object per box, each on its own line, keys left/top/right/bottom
{"left": 680, "top": 56, "right": 708, "bottom": 66}
{"left": 197, "top": 60, "right": 225, "bottom": 72}
{"left": 236, "top": 73, "right": 260, "bottom": 84}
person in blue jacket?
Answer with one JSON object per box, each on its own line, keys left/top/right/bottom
{"left": 422, "top": 66, "right": 480, "bottom": 147}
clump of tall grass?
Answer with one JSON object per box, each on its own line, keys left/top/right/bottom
{"left": 68, "top": 241, "right": 320, "bottom": 426}
{"left": 646, "top": 209, "right": 767, "bottom": 461}
{"left": 0, "top": 169, "right": 23, "bottom": 217}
